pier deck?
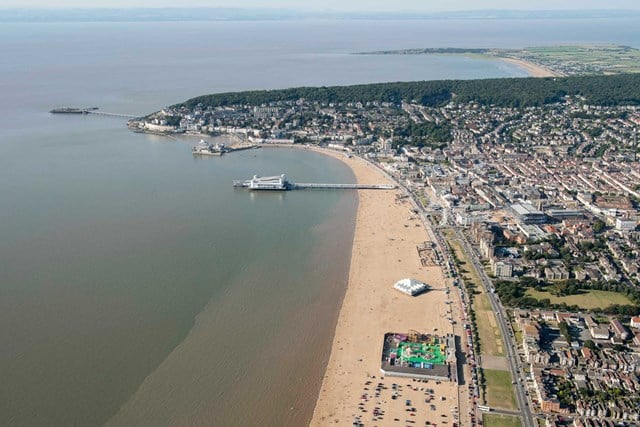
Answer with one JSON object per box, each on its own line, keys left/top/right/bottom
{"left": 293, "top": 182, "right": 395, "bottom": 190}
{"left": 233, "top": 174, "right": 395, "bottom": 191}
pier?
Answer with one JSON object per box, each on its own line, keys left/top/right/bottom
{"left": 233, "top": 174, "right": 396, "bottom": 191}
{"left": 50, "top": 107, "right": 139, "bottom": 119}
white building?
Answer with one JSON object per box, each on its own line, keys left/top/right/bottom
{"left": 144, "top": 122, "right": 176, "bottom": 133}
{"left": 394, "top": 278, "right": 429, "bottom": 297}
{"left": 590, "top": 327, "right": 610, "bottom": 340}
{"left": 615, "top": 218, "right": 637, "bottom": 233}
{"left": 491, "top": 258, "right": 513, "bottom": 278}
{"left": 248, "top": 174, "right": 288, "bottom": 190}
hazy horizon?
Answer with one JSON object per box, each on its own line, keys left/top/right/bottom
{"left": 2, "top": 7, "right": 640, "bottom": 23}
{"left": 2, "top": 1, "right": 640, "bottom": 12}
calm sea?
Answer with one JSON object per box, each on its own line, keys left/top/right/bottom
{"left": 0, "top": 18, "right": 638, "bottom": 426}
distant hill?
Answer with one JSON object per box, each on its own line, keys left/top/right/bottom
{"left": 175, "top": 73, "right": 640, "bottom": 110}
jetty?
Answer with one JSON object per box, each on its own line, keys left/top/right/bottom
{"left": 233, "top": 174, "right": 396, "bottom": 191}
{"left": 50, "top": 107, "right": 139, "bottom": 119}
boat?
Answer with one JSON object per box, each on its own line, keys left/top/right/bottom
{"left": 192, "top": 139, "right": 225, "bottom": 156}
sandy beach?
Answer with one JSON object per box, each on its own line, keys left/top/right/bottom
{"left": 498, "top": 57, "right": 560, "bottom": 77}
{"left": 306, "top": 149, "right": 467, "bottom": 426}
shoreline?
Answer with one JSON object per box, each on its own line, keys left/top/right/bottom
{"left": 282, "top": 146, "right": 464, "bottom": 426}
{"left": 354, "top": 50, "right": 561, "bottom": 78}
{"left": 496, "top": 56, "right": 561, "bottom": 77}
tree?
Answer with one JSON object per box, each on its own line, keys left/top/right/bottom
{"left": 593, "top": 219, "right": 606, "bottom": 233}
{"left": 177, "top": 73, "right": 640, "bottom": 111}
{"left": 584, "top": 340, "right": 597, "bottom": 350}
{"left": 558, "top": 320, "right": 572, "bottom": 343}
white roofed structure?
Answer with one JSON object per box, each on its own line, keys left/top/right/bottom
{"left": 394, "top": 278, "right": 429, "bottom": 297}
{"left": 248, "top": 174, "right": 288, "bottom": 190}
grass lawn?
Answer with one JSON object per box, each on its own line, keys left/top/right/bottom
{"left": 443, "top": 229, "right": 505, "bottom": 357}
{"left": 484, "top": 369, "right": 517, "bottom": 411}
{"left": 526, "top": 288, "right": 634, "bottom": 310}
{"left": 512, "top": 321, "right": 524, "bottom": 346}
{"left": 483, "top": 413, "right": 522, "bottom": 427}
{"left": 476, "top": 293, "right": 505, "bottom": 357}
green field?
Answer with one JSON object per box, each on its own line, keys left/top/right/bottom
{"left": 443, "top": 230, "right": 505, "bottom": 357}
{"left": 484, "top": 369, "right": 517, "bottom": 411}
{"left": 512, "top": 321, "right": 524, "bottom": 346}
{"left": 526, "top": 289, "right": 634, "bottom": 310}
{"left": 514, "top": 45, "right": 640, "bottom": 75}
{"left": 483, "top": 413, "right": 522, "bottom": 427}
{"left": 476, "top": 292, "right": 505, "bottom": 357}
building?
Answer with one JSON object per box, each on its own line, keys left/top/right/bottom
{"left": 143, "top": 122, "right": 177, "bottom": 133}
{"left": 611, "top": 318, "right": 631, "bottom": 340}
{"left": 615, "top": 218, "right": 637, "bottom": 233}
{"left": 492, "top": 258, "right": 513, "bottom": 278}
{"left": 546, "top": 209, "right": 585, "bottom": 221}
{"left": 380, "top": 332, "right": 454, "bottom": 381}
{"left": 512, "top": 203, "right": 548, "bottom": 224}
{"left": 541, "top": 398, "right": 563, "bottom": 413}
{"left": 584, "top": 315, "right": 598, "bottom": 330}
{"left": 590, "top": 327, "right": 610, "bottom": 340}
{"left": 393, "top": 278, "right": 429, "bottom": 296}
{"left": 248, "top": 174, "right": 288, "bottom": 190}
{"left": 253, "top": 106, "right": 279, "bottom": 119}
{"left": 479, "top": 237, "right": 494, "bottom": 259}
{"left": 631, "top": 316, "right": 640, "bottom": 329}
{"left": 545, "top": 266, "right": 570, "bottom": 281}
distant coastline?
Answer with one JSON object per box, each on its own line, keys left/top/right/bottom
{"left": 355, "top": 45, "right": 640, "bottom": 77}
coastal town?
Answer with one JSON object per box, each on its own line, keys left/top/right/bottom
{"left": 130, "top": 90, "right": 640, "bottom": 427}
{"left": 11, "top": 3, "right": 640, "bottom": 427}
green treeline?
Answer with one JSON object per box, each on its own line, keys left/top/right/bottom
{"left": 176, "top": 74, "right": 640, "bottom": 109}
{"left": 494, "top": 278, "right": 640, "bottom": 316}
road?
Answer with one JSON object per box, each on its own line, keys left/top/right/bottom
{"left": 453, "top": 227, "right": 536, "bottom": 427}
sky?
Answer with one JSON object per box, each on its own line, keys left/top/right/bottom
{"left": 3, "top": 0, "right": 640, "bottom": 11}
